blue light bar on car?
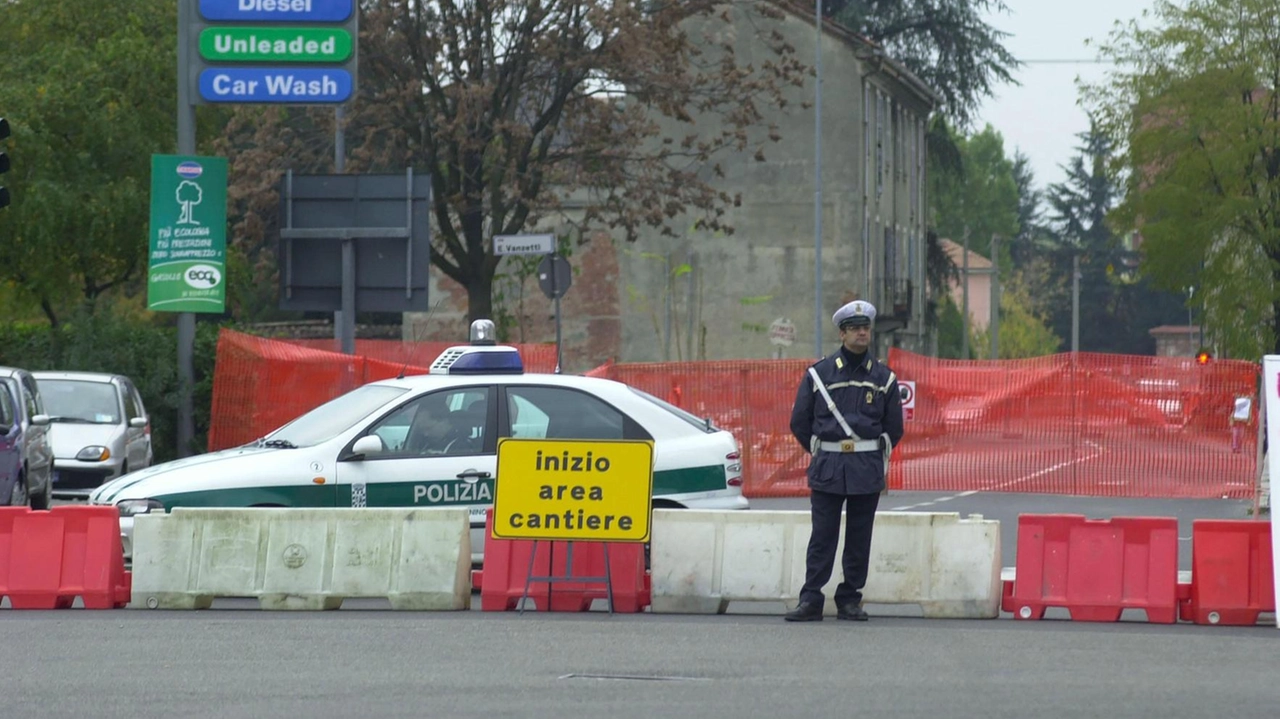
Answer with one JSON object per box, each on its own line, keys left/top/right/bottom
{"left": 437, "top": 347, "right": 524, "bottom": 375}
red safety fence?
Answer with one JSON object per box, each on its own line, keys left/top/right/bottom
{"left": 1181, "top": 519, "right": 1275, "bottom": 625}
{"left": 588, "top": 350, "right": 1261, "bottom": 500}
{"left": 476, "top": 510, "right": 649, "bottom": 613}
{"left": 1003, "top": 514, "right": 1181, "bottom": 623}
{"left": 1, "top": 506, "right": 132, "bottom": 609}
{"left": 209, "top": 332, "right": 1261, "bottom": 500}
{"left": 207, "top": 330, "right": 558, "bottom": 450}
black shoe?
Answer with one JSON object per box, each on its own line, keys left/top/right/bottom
{"left": 784, "top": 601, "right": 824, "bottom": 622}
{"left": 836, "top": 603, "right": 869, "bottom": 621}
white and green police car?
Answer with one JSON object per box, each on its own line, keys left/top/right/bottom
{"left": 90, "top": 321, "right": 748, "bottom": 563}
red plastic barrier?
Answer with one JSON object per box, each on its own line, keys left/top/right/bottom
{"left": 479, "top": 510, "right": 649, "bottom": 613}
{"left": 0, "top": 506, "right": 131, "bottom": 609}
{"left": 1008, "top": 514, "right": 1179, "bottom": 623}
{"left": 1183, "top": 520, "right": 1274, "bottom": 625}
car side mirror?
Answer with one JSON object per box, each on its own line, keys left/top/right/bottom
{"left": 31, "top": 414, "right": 51, "bottom": 426}
{"left": 349, "top": 435, "right": 384, "bottom": 459}
{"left": 129, "top": 417, "right": 148, "bottom": 428}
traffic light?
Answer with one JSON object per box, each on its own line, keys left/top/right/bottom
{"left": 1195, "top": 350, "right": 1212, "bottom": 365}
{"left": 0, "top": 117, "right": 10, "bottom": 209}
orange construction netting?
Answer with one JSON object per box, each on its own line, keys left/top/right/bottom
{"left": 207, "top": 329, "right": 558, "bottom": 450}
{"left": 209, "top": 331, "right": 1261, "bottom": 500}
{"left": 588, "top": 349, "right": 1261, "bottom": 499}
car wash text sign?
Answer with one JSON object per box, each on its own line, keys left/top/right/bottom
{"left": 492, "top": 439, "right": 654, "bottom": 542}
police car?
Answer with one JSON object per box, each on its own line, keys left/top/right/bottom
{"left": 89, "top": 321, "right": 748, "bottom": 563}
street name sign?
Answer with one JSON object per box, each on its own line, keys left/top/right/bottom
{"left": 494, "top": 233, "right": 555, "bottom": 256}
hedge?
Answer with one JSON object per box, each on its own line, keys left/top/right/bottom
{"left": 0, "top": 315, "right": 221, "bottom": 464}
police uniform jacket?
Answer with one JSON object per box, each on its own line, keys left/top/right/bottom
{"left": 789, "top": 346, "right": 905, "bottom": 495}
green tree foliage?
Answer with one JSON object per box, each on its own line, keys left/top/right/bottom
{"left": 0, "top": 0, "right": 178, "bottom": 325}
{"left": 1040, "top": 122, "right": 1187, "bottom": 354}
{"left": 220, "top": 1, "right": 805, "bottom": 323}
{"left": 1083, "top": 0, "right": 1280, "bottom": 359}
{"left": 970, "top": 279, "right": 1061, "bottom": 359}
{"left": 929, "top": 123, "right": 1020, "bottom": 262}
{"left": 1007, "top": 150, "right": 1066, "bottom": 318}
{"left": 0, "top": 314, "right": 220, "bottom": 462}
{"left": 1011, "top": 152, "right": 1044, "bottom": 249}
{"left": 823, "top": 0, "right": 1021, "bottom": 129}
{"left": 934, "top": 293, "right": 966, "bottom": 358}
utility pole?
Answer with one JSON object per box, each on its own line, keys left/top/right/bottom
{"left": 989, "top": 233, "right": 1000, "bottom": 360}
{"left": 1071, "top": 253, "right": 1081, "bottom": 353}
{"left": 961, "top": 227, "right": 970, "bottom": 359}
{"left": 813, "top": 0, "right": 824, "bottom": 358}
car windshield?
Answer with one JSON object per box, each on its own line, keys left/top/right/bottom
{"left": 629, "top": 387, "right": 718, "bottom": 433}
{"left": 263, "top": 384, "right": 409, "bottom": 447}
{"left": 40, "top": 380, "right": 121, "bottom": 424}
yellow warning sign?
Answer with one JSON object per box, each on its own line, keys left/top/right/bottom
{"left": 492, "top": 438, "right": 654, "bottom": 542}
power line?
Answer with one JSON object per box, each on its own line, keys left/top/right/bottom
{"left": 1017, "top": 58, "right": 1115, "bottom": 64}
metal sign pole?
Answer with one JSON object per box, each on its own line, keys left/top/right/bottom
{"left": 175, "top": 0, "right": 197, "bottom": 457}
{"left": 552, "top": 253, "right": 563, "bottom": 374}
{"left": 1255, "top": 382, "right": 1266, "bottom": 519}
{"left": 340, "top": 237, "right": 356, "bottom": 356}
{"left": 518, "top": 540, "right": 615, "bottom": 616}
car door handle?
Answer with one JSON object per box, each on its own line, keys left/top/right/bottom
{"left": 456, "top": 470, "right": 491, "bottom": 481}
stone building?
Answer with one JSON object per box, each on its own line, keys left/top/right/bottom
{"left": 406, "top": 1, "right": 939, "bottom": 370}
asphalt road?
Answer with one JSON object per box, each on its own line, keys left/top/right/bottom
{"left": 3, "top": 608, "right": 1277, "bottom": 719}
{"left": 11, "top": 493, "right": 1274, "bottom": 719}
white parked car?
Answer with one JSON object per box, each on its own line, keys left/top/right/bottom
{"left": 91, "top": 321, "right": 748, "bottom": 562}
{"left": 34, "top": 371, "right": 153, "bottom": 498}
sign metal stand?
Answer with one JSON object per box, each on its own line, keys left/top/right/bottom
{"left": 519, "top": 540, "right": 615, "bottom": 615}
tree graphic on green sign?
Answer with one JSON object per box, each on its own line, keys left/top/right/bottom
{"left": 177, "top": 181, "right": 203, "bottom": 225}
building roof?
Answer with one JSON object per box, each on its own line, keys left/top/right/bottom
{"left": 1148, "top": 325, "right": 1202, "bottom": 337}
{"left": 940, "top": 238, "right": 992, "bottom": 270}
{"left": 772, "top": 0, "right": 942, "bottom": 109}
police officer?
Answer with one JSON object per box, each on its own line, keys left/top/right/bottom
{"left": 784, "top": 299, "right": 904, "bottom": 622}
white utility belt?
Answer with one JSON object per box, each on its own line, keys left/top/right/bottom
{"left": 816, "top": 439, "right": 879, "bottom": 453}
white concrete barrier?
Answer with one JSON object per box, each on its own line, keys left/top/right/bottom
{"left": 131, "top": 507, "right": 472, "bottom": 610}
{"left": 650, "top": 509, "right": 1001, "bottom": 618}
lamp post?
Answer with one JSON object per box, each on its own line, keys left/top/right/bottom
{"left": 813, "top": 0, "right": 824, "bottom": 358}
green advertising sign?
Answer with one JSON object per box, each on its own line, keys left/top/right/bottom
{"left": 148, "top": 155, "right": 227, "bottom": 313}
{"left": 199, "top": 27, "right": 352, "bottom": 63}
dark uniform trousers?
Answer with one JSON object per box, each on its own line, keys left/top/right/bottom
{"left": 801, "top": 489, "right": 881, "bottom": 607}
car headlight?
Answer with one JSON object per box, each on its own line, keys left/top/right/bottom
{"left": 117, "top": 498, "right": 164, "bottom": 517}
{"left": 76, "top": 445, "right": 111, "bottom": 461}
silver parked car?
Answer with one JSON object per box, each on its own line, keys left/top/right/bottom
{"left": 33, "top": 371, "right": 152, "bottom": 498}
{"left": 0, "top": 366, "right": 54, "bottom": 508}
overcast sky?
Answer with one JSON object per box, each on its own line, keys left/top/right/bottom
{"left": 973, "top": 0, "right": 1156, "bottom": 192}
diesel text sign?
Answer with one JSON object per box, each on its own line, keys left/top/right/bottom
{"left": 492, "top": 439, "right": 653, "bottom": 542}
